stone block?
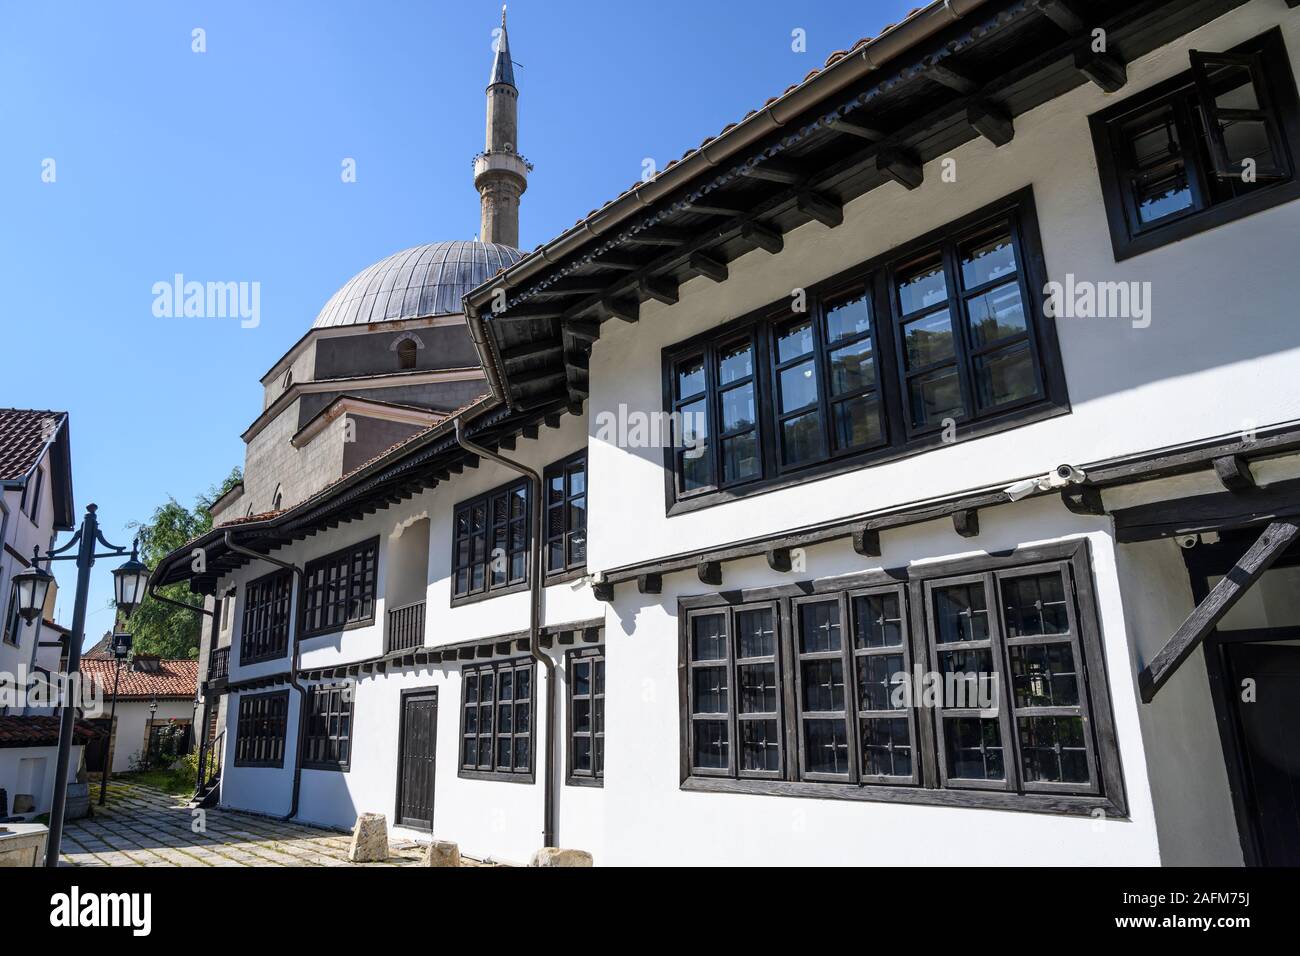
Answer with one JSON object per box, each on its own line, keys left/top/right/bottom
{"left": 421, "top": 839, "right": 460, "bottom": 867}
{"left": 347, "top": 812, "right": 388, "bottom": 863}
{"left": 529, "top": 847, "right": 593, "bottom": 867}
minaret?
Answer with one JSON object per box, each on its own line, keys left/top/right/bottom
{"left": 474, "top": 6, "right": 527, "bottom": 248}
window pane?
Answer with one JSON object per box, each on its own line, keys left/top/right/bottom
{"left": 829, "top": 338, "right": 876, "bottom": 394}
{"left": 776, "top": 319, "right": 814, "bottom": 363}
{"left": 679, "top": 447, "right": 712, "bottom": 492}
{"left": 718, "top": 341, "right": 753, "bottom": 384}
{"left": 1001, "top": 573, "right": 1069, "bottom": 638}
{"left": 944, "top": 716, "right": 1004, "bottom": 780}
{"left": 691, "top": 614, "right": 727, "bottom": 661}
{"left": 1009, "top": 643, "right": 1080, "bottom": 708}
{"left": 677, "top": 356, "right": 705, "bottom": 399}
{"left": 861, "top": 717, "right": 912, "bottom": 777}
{"left": 1207, "top": 62, "right": 1260, "bottom": 110}
{"left": 973, "top": 341, "right": 1036, "bottom": 410}
{"left": 801, "top": 659, "right": 845, "bottom": 712}
{"left": 825, "top": 293, "right": 872, "bottom": 343}
{"left": 516, "top": 702, "right": 530, "bottom": 732}
{"left": 497, "top": 737, "right": 512, "bottom": 768}
{"left": 831, "top": 395, "right": 881, "bottom": 452}
{"left": 960, "top": 226, "right": 1017, "bottom": 289}
{"left": 933, "top": 583, "right": 989, "bottom": 643}
{"left": 966, "top": 282, "right": 1026, "bottom": 348}
{"left": 573, "top": 660, "right": 591, "bottom": 695}
{"left": 854, "top": 593, "right": 903, "bottom": 648}
{"left": 515, "top": 667, "right": 530, "bottom": 700}
{"left": 1219, "top": 117, "right": 1275, "bottom": 171}
{"left": 721, "top": 433, "right": 760, "bottom": 483}
{"left": 692, "top": 667, "right": 729, "bottom": 713}
{"left": 1019, "top": 715, "right": 1089, "bottom": 783}
{"left": 803, "top": 719, "right": 850, "bottom": 774}
{"left": 1124, "top": 106, "right": 1194, "bottom": 224}
{"left": 547, "top": 474, "right": 565, "bottom": 504}
{"left": 902, "top": 309, "right": 955, "bottom": 368}
{"left": 739, "top": 663, "right": 777, "bottom": 714}
{"left": 780, "top": 410, "right": 825, "bottom": 465}
{"left": 573, "top": 699, "right": 591, "bottom": 733}
{"left": 693, "top": 721, "right": 729, "bottom": 769}
{"left": 799, "top": 601, "right": 841, "bottom": 653}
{"left": 740, "top": 720, "right": 781, "bottom": 772}
{"left": 736, "top": 608, "right": 775, "bottom": 658}
{"left": 779, "top": 361, "right": 819, "bottom": 413}
{"left": 897, "top": 254, "right": 948, "bottom": 315}
{"left": 514, "top": 736, "right": 530, "bottom": 770}
{"left": 856, "top": 653, "right": 905, "bottom": 710}
{"left": 573, "top": 736, "right": 592, "bottom": 771}
{"left": 907, "top": 366, "right": 964, "bottom": 427}
{"left": 721, "top": 382, "right": 756, "bottom": 432}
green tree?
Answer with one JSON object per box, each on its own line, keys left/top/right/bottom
{"left": 120, "top": 468, "right": 242, "bottom": 658}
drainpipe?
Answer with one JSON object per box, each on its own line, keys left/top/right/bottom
{"left": 454, "top": 419, "right": 556, "bottom": 848}
{"left": 223, "top": 531, "right": 306, "bottom": 821}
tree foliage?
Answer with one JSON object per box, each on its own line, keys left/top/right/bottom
{"left": 119, "top": 468, "right": 242, "bottom": 659}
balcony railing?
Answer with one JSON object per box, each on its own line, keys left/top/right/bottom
{"left": 208, "top": 646, "right": 230, "bottom": 682}
{"left": 386, "top": 601, "right": 426, "bottom": 654}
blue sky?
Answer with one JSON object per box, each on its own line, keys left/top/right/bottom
{"left": 0, "top": 0, "right": 915, "bottom": 645}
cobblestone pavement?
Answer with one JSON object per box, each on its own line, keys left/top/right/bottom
{"left": 59, "top": 781, "right": 425, "bottom": 867}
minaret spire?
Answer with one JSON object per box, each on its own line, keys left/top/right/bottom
{"left": 475, "top": 5, "right": 527, "bottom": 247}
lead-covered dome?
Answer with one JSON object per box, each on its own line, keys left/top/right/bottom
{"left": 312, "top": 240, "right": 523, "bottom": 329}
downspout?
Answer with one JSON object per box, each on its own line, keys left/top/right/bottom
{"left": 223, "top": 531, "right": 306, "bottom": 822}
{"left": 454, "top": 419, "right": 556, "bottom": 848}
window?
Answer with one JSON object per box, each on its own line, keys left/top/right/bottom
{"left": 567, "top": 648, "right": 604, "bottom": 785}
{"left": 544, "top": 452, "right": 587, "bottom": 577}
{"left": 26, "top": 466, "right": 43, "bottom": 522}
{"left": 233, "top": 690, "right": 289, "bottom": 768}
{"left": 271, "top": 484, "right": 283, "bottom": 511}
{"left": 3, "top": 584, "right": 23, "bottom": 646}
{"left": 240, "top": 569, "right": 292, "bottom": 664}
{"left": 460, "top": 658, "right": 534, "bottom": 780}
{"left": 663, "top": 189, "right": 1064, "bottom": 511}
{"left": 1091, "top": 28, "right": 1300, "bottom": 260}
{"left": 451, "top": 480, "right": 530, "bottom": 601}
{"left": 300, "top": 537, "right": 378, "bottom": 637}
{"left": 397, "top": 338, "right": 418, "bottom": 370}
{"left": 678, "top": 540, "right": 1125, "bottom": 816}
{"left": 303, "top": 684, "right": 352, "bottom": 771}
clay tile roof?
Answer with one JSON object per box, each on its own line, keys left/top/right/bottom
{"left": 0, "top": 408, "right": 64, "bottom": 481}
{"left": 0, "top": 715, "right": 97, "bottom": 748}
{"left": 80, "top": 658, "right": 198, "bottom": 700}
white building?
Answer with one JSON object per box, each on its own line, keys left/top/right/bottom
{"left": 79, "top": 655, "right": 198, "bottom": 774}
{"left": 154, "top": 0, "right": 1300, "bottom": 865}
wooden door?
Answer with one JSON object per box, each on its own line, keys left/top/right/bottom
{"left": 397, "top": 690, "right": 438, "bottom": 830}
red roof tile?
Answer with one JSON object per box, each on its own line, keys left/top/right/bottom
{"left": 0, "top": 408, "right": 65, "bottom": 481}
{"left": 0, "top": 715, "right": 97, "bottom": 748}
{"left": 80, "top": 658, "right": 198, "bottom": 700}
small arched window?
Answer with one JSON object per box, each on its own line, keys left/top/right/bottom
{"left": 281, "top": 368, "right": 293, "bottom": 389}
{"left": 397, "top": 338, "right": 418, "bottom": 370}
{"left": 272, "top": 485, "right": 283, "bottom": 511}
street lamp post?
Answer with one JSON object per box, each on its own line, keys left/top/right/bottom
{"left": 98, "top": 633, "right": 132, "bottom": 806}
{"left": 11, "top": 503, "right": 149, "bottom": 868}
{"left": 146, "top": 697, "right": 159, "bottom": 766}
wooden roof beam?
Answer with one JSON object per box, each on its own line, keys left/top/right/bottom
{"left": 1075, "top": 48, "right": 1126, "bottom": 93}
{"left": 926, "top": 62, "right": 978, "bottom": 95}
{"left": 877, "top": 148, "right": 923, "bottom": 190}
{"left": 639, "top": 277, "right": 680, "bottom": 306}
{"left": 603, "top": 297, "right": 640, "bottom": 323}
{"left": 740, "top": 160, "right": 802, "bottom": 185}
{"left": 828, "top": 119, "right": 884, "bottom": 142}
{"left": 797, "top": 191, "right": 843, "bottom": 228}
{"left": 1033, "top": 0, "right": 1087, "bottom": 35}
{"left": 564, "top": 319, "right": 601, "bottom": 343}
{"left": 740, "top": 222, "right": 784, "bottom": 255}
{"left": 968, "top": 100, "right": 1014, "bottom": 147}
{"left": 687, "top": 252, "right": 728, "bottom": 283}
{"left": 500, "top": 341, "right": 562, "bottom": 368}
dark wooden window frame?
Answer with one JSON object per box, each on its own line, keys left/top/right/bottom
{"left": 543, "top": 450, "right": 588, "bottom": 583}
{"left": 458, "top": 657, "right": 536, "bottom": 783}
{"left": 299, "top": 536, "right": 379, "bottom": 639}
{"left": 661, "top": 187, "right": 1067, "bottom": 516}
{"left": 450, "top": 478, "right": 532, "bottom": 606}
{"left": 677, "top": 539, "right": 1127, "bottom": 818}
{"left": 302, "top": 682, "right": 353, "bottom": 772}
{"left": 1090, "top": 27, "right": 1300, "bottom": 262}
{"left": 240, "top": 568, "right": 293, "bottom": 665}
{"left": 565, "top": 646, "right": 605, "bottom": 787}
{"left": 233, "top": 689, "right": 290, "bottom": 769}
{"left": 2, "top": 584, "right": 21, "bottom": 646}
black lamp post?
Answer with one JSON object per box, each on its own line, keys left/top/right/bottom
{"left": 97, "top": 633, "right": 133, "bottom": 806}
{"left": 11, "top": 503, "right": 149, "bottom": 867}
{"left": 146, "top": 697, "right": 159, "bottom": 766}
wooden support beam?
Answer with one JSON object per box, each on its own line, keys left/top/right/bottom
{"left": 828, "top": 119, "right": 884, "bottom": 141}
{"left": 926, "top": 62, "right": 978, "bottom": 94}
{"left": 688, "top": 252, "right": 728, "bottom": 283}
{"left": 627, "top": 228, "right": 692, "bottom": 247}
{"left": 853, "top": 526, "right": 881, "bottom": 557}
{"left": 740, "top": 160, "right": 802, "bottom": 185}
{"left": 639, "top": 277, "right": 679, "bottom": 305}
{"left": 565, "top": 350, "right": 590, "bottom": 375}
{"left": 684, "top": 202, "right": 747, "bottom": 217}
{"left": 564, "top": 319, "right": 601, "bottom": 343}
{"left": 1075, "top": 48, "right": 1126, "bottom": 93}
{"left": 766, "top": 548, "right": 792, "bottom": 573}
{"left": 493, "top": 306, "right": 566, "bottom": 323}
{"left": 877, "top": 148, "right": 923, "bottom": 190}
{"left": 1033, "top": 0, "right": 1087, "bottom": 35}
{"left": 457, "top": 646, "right": 475, "bottom": 660}
{"left": 497, "top": 433, "right": 516, "bottom": 451}
{"left": 1213, "top": 455, "right": 1257, "bottom": 493}
{"left": 513, "top": 367, "right": 567, "bottom": 390}
{"left": 521, "top": 424, "right": 539, "bottom": 440}
{"left": 592, "top": 580, "right": 614, "bottom": 602}
{"left": 953, "top": 509, "right": 980, "bottom": 538}
{"left": 581, "top": 627, "right": 600, "bottom": 644}
{"left": 637, "top": 573, "right": 662, "bottom": 594}
{"left": 593, "top": 255, "right": 641, "bottom": 271}
{"left": 500, "top": 342, "right": 562, "bottom": 367}
{"left": 697, "top": 560, "right": 723, "bottom": 586}
{"left": 797, "top": 191, "right": 843, "bottom": 228}
{"left": 557, "top": 631, "right": 576, "bottom": 646}
{"left": 603, "top": 297, "right": 640, "bottom": 323}
{"left": 1061, "top": 486, "right": 1106, "bottom": 516}
{"left": 1138, "top": 519, "right": 1300, "bottom": 702}
{"left": 543, "top": 413, "right": 562, "bottom": 429}
{"left": 967, "top": 100, "right": 1014, "bottom": 147}
{"left": 514, "top": 638, "right": 530, "bottom": 652}
{"left": 740, "top": 222, "right": 784, "bottom": 254}
{"left": 539, "top": 634, "right": 554, "bottom": 649}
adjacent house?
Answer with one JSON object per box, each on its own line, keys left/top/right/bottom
{"left": 0, "top": 408, "right": 85, "bottom": 819}
{"left": 79, "top": 655, "right": 198, "bottom": 774}
{"left": 152, "top": 0, "right": 1300, "bottom": 865}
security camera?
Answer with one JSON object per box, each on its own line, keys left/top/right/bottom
{"left": 1055, "top": 464, "right": 1087, "bottom": 484}
{"left": 1177, "top": 534, "right": 1199, "bottom": 550}
{"left": 1004, "top": 478, "right": 1041, "bottom": 502}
